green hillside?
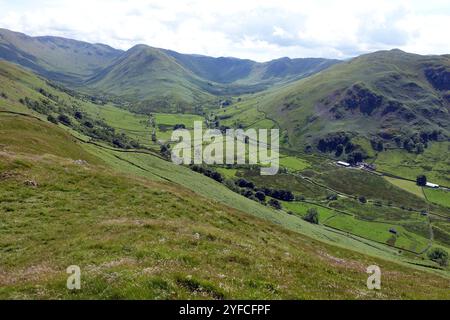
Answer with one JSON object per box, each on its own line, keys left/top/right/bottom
{"left": 0, "top": 28, "right": 122, "bottom": 83}
{"left": 0, "top": 28, "right": 340, "bottom": 112}
{"left": 165, "top": 50, "right": 339, "bottom": 86}
{"left": 228, "top": 50, "right": 449, "bottom": 152}
{"left": 85, "top": 45, "right": 216, "bottom": 112}
{"left": 0, "top": 46, "right": 449, "bottom": 299}
{"left": 1, "top": 95, "right": 450, "bottom": 299}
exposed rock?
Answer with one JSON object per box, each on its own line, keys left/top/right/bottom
{"left": 74, "top": 159, "right": 88, "bottom": 166}
{"left": 337, "top": 84, "right": 383, "bottom": 115}
{"left": 24, "top": 180, "right": 38, "bottom": 187}
{"left": 425, "top": 66, "right": 450, "bottom": 91}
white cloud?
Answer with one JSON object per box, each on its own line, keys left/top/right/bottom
{"left": 0, "top": 0, "right": 449, "bottom": 61}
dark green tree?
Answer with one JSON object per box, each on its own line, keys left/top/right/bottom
{"left": 416, "top": 175, "right": 427, "bottom": 186}
{"left": 427, "top": 248, "right": 448, "bottom": 266}
{"left": 303, "top": 208, "right": 319, "bottom": 224}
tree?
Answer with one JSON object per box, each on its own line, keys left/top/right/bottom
{"left": 74, "top": 111, "right": 83, "bottom": 120}
{"left": 47, "top": 115, "right": 58, "bottom": 124}
{"left": 416, "top": 175, "right": 427, "bottom": 187}
{"left": 416, "top": 143, "right": 424, "bottom": 154}
{"left": 173, "top": 124, "right": 186, "bottom": 130}
{"left": 335, "top": 144, "right": 344, "bottom": 157}
{"left": 303, "top": 208, "right": 319, "bottom": 224}
{"left": 327, "top": 193, "right": 338, "bottom": 201}
{"left": 268, "top": 199, "right": 282, "bottom": 210}
{"left": 210, "top": 171, "right": 223, "bottom": 183}
{"left": 57, "top": 114, "right": 71, "bottom": 126}
{"left": 160, "top": 144, "right": 171, "bottom": 158}
{"left": 427, "top": 248, "right": 448, "bottom": 266}
{"left": 255, "top": 191, "right": 266, "bottom": 202}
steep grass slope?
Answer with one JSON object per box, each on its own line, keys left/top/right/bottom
{"left": 85, "top": 45, "right": 216, "bottom": 111}
{"left": 165, "top": 50, "right": 339, "bottom": 86}
{"left": 1, "top": 59, "right": 449, "bottom": 266}
{"left": 0, "top": 29, "right": 340, "bottom": 111}
{"left": 0, "top": 113, "right": 449, "bottom": 299}
{"left": 250, "top": 49, "right": 450, "bottom": 148}
{"left": 0, "top": 28, "right": 122, "bottom": 83}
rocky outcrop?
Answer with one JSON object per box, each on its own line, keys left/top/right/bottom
{"left": 425, "top": 66, "right": 450, "bottom": 91}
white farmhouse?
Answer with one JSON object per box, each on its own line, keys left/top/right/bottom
{"left": 426, "top": 182, "right": 440, "bottom": 189}
{"left": 337, "top": 161, "right": 351, "bottom": 167}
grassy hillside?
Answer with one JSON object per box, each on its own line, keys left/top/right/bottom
{"left": 165, "top": 50, "right": 339, "bottom": 86}
{"left": 223, "top": 50, "right": 449, "bottom": 152}
{"left": 1, "top": 113, "right": 450, "bottom": 299}
{"left": 85, "top": 45, "right": 216, "bottom": 113}
{"left": 0, "top": 28, "right": 122, "bottom": 84}
{"left": 0, "top": 29, "right": 340, "bottom": 112}
{"left": 1, "top": 59, "right": 449, "bottom": 299}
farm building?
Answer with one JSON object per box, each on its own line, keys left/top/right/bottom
{"left": 389, "top": 228, "right": 398, "bottom": 235}
{"left": 337, "top": 161, "right": 351, "bottom": 167}
{"left": 426, "top": 182, "right": 440, "bottom": 189}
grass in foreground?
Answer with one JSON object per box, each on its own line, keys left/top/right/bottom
{"left": 1, "top": 149, "right": 449, "bottom": 299}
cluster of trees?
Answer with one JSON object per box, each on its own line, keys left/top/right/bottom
{"left": 38, "top": 88, "right": 59, "bottom": 102}
{"left": 318, "top": 129, "right": 444, "bottom": 158}
{"left": 235, "top": 178, "right": 294, "bottom": 202}
{"left": 394, "top": 131, "right": 442, "bottom": 154}
{"left": 20, "top": 96, "right": 56, "bottom": 115}
{"left": 370, "top": 139, "right": 384, "bottom": 152}
{"left": 261, "top": 188, "right": 295, "bottom": 202}
{"left": 317, "top": 132, "right": 352, "bottom": 155}
{"left": 190, "top": 165, "right": 224, "bottom": 183}
{"left": 428, "top": 247, "right": 448, "bottom": 266}
{"left": 316, "top": 132, "right": 368, "bottom": 164}
{"left": 303, "top": 208, "right": 319, "bottom": 224}
{"left": 20, "top": 93, "right": 141, "bottom": 150}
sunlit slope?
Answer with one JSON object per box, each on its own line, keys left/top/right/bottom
{"left": 1, "top": 113, "right": 449, "bottom": 299}
{"left": 85, "top": 45, "right": 216, "bottom": 111}
{"left": 0, "top": 59, "right": 447, "bottom": 266}
{"left": 0, "top": 28, "right": 122, "bottom": 83}
{"left": 246, "top": 49, "right": 450, "bottom": 148}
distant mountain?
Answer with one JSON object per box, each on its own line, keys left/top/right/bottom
{"left": 0, "top": 28, "right": 340, "bottom": 111}
{"left": 164, "top": 50, "right": 338, "bottom": 85}
{"left": 254, "top": 49, "right": 450, "bottom": 152}
{"left": 84, "top": 44, "right": 216, "bottom": 112}
{"left": 0, "top": 28, "right": 122, "bottom": 84}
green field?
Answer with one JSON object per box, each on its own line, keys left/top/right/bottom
{"left": 282, "top": 201, "right": 337, "bottom": 221}
{"left": 424, "top": 188, "right": 450, "bottom": 208}
{"left": 324, "top": 215, "right": 430, "bottom": 253}
{"left": 384, "top": 177, "right": 425, "bottom": 199}
{"left": 375, "top": 142, "right": 450, "bottom": 187}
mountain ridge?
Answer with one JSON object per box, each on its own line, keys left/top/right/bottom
{"left": 0, "top": 28, "right": 341, "bottom": 106}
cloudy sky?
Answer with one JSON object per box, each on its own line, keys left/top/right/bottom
{"left": 1, "top": 0, "right": 449, "bottom": 61}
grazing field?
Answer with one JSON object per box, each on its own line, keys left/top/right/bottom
{"left": 324, "top": 215, "right": 430, "bottom": 253}
{"left": 282, "top": 201, "right": 337, "bottom": 221}
{"left": 313, "top": 168, "right": 430, "bottom": 210}
{"left": 375, "top": 142, "right": 450, "bottom": 187}
{"left": 329, "top": 198, "right": 426, "bottom": 222}
{"left": 279, "top": 156, "right": 311, "bottom": 172}
{"left": 424, "top": 188, "right": 450, "bottom": 208}
{"left": 384, "top": 177, "right": 425, "bottom": 199}
{"left": 238, "top": 169, "right": 328, "bottom": 199}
